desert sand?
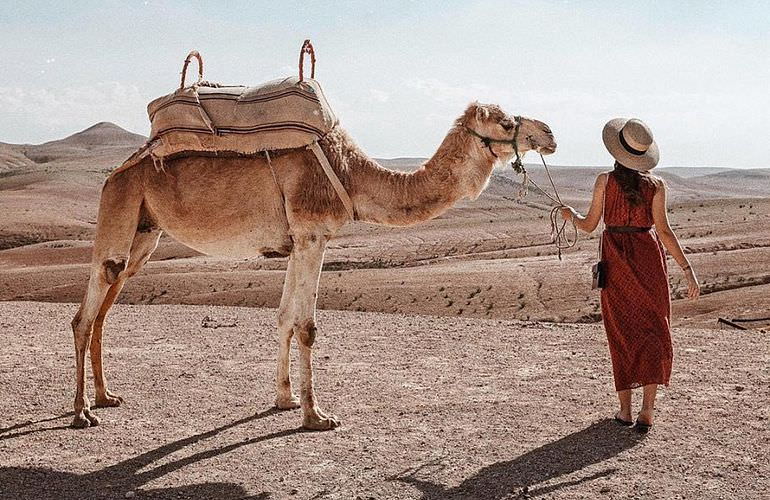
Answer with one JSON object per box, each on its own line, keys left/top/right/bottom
{"left": 0, "top": 301, "right": 767, "bottom": 499}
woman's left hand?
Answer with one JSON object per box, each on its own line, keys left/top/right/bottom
{"left": 560, "top": 206, "right": 576, "bottom": 222}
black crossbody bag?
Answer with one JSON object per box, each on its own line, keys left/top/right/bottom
{"left": 591, "top": 255, "right": 606, "bottom": 290}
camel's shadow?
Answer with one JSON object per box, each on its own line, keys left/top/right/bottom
{"left": 396, "top": 419, "right": 643, "bottom": 499}
{"left": 0, "top": 407, "right": 297, "bottom": 500}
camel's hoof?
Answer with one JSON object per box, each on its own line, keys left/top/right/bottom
{"left": 94, "top": 393, "right": 124, "bottom": 408}
{"left": 302, "top": 413, "right": 340, "bottom": 431}
{"left": 72, "top": 409, "right": 100, "bottom": 429}
{"left": 275, "top": 395, "right": 301, "bottom": 410}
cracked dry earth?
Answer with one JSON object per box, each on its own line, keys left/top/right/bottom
{"left": 0, "top": 301, "right": 768, "bottom": 499}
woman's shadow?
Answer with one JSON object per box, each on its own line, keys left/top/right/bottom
{"left": 396, "top": 419, "right": 642, "bottom": 499}
{"left": 0, "top": 407, "right": 299, "bottom": 500}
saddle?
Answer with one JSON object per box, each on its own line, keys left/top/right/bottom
{"left": 147, "top": 66, "right": 336, "bottom": 160}
{"left": 117, "top": 41, "right": 354, "bottom": 219}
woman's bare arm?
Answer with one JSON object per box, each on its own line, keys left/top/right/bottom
{"left": 652, "top": 182, "right": 701, "bottom": 299}
{"left": 561, "top": 173, "right": 608, "bottom": 233}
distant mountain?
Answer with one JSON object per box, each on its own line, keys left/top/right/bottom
{"left": 658, "top": 166, "right": 734, "bottom": 178}
{"left": 374, "top": 157, "right": 428, "bottom": 171}
{"left": 689, "top": 168, "right": 770, "bottom": 197}
{"left": 698, "top": 168, "right": 770, "bottom": 181}
{"left": 43, "top": 122, "right": 146, "bottom": 149}
{"left": 495, "top": 164, "right": 768, "bottom": 201}
{"left": 0, "top": 122, "right": 147, "bottom": 173}
{"left": 2, "top": 124, "right": 768, "bottom": 199}
{"left": 0, "top": 143, "right": 37, "bottom": 173}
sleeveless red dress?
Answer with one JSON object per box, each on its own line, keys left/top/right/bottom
{"left": 601, "top": 172, "right": 672, "bottom": 391}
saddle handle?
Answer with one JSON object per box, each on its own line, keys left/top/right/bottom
{"left": 179, "top": 50, "right": 204, "bottom": 89}
{"left": 298, "top": 39, "right": 316, "bottom": 82}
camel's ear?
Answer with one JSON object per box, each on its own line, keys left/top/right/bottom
{"left": 474, "top": 103, "right": 489, "bottom": 123}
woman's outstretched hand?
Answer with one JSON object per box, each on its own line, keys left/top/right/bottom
{"left": 685, "top": 267, "right": 701, "bottom": 300}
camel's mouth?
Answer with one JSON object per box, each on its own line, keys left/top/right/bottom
{"left": 538, "top": 144, "right": 557, "bottom": 155}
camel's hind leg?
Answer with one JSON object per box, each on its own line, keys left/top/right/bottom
{"left": 91, "top": 229, "right": 162, "bottom": 408}
{"left": 71, "top": 275, "right": 113, "bottom": 428}
{"left": 275, "top": 250, "right": 300, "bottom": 410}
{"left": 71, "top": 172, "right": 144, "bottom": 428}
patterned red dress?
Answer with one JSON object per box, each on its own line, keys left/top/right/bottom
{"left": 601, "top": 172, "right": 672, "bottom": 391}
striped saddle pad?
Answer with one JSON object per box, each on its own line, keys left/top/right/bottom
{"left": 144, "top": 76, "right": 337, "bottom": 162}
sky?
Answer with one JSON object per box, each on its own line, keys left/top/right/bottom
{"left": 1, "top": 0, "right": 768, "bottom": 168}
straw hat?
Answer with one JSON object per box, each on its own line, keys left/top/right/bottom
{"left": 602, "top": 118, "right": 659, "bottom": 171}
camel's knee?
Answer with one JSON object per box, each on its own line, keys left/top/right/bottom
{"left": 71, "top": 309, "right": 82, "bottom": 332}
{"left": 277, "top": 307, "right": 294, "bottom": 332}
{"left": 71, "top": 310, "right": 93, "bottom": 349}
{"left": 102, "top": 258, "right": 126, "bottom": 284}
{"left": 295, "top": 319, "right": 317, "bottom": 348}
{"left": 71, "top": 308, "right": 91, "bottom": 333}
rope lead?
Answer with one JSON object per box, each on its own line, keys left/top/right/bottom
{"left": 513, "top": 153, "right": 578, "bottom": 260}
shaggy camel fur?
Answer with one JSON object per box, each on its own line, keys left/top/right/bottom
{"left": 70, "top": 102, "right": 556, "bottom": 430}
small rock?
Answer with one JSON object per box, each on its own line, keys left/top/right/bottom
{"left": 735, "top": 385, "right": 745, "bottom": 392}
{"left": 125, "top": 492, "right": 136, "bottom": 499}
{"left": 201, "top": 315, "right": 238, "bottom": 328}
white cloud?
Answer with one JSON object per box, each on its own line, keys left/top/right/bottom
{"left": 369, "top": 88, "right": 390, "bottom": 103}
{"left": 0, "top": 82, "right": 149, "bottom": 143}
{"left": 406, "top": 78, "right": 488, "bottom": 105}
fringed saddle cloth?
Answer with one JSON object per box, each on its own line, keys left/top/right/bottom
{"left": 117, "top": 41, "right": 355, "bottom": 219}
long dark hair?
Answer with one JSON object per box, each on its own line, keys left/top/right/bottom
{"left": 612, "top": 162, "right": 661, "bottom": 206}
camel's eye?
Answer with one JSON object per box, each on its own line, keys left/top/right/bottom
{"left": 500, "top": 120, "right": 514, "bottom": 132}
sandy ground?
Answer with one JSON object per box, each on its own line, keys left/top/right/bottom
{"left": 2, "top": 196, "right": 769, "bottom": 330}
{"left": 0, "top": 301, "right": 768, "bottom": 499}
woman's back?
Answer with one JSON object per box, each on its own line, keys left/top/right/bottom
{"left": 603, "top": 172, "right": 657, "bottom": 228}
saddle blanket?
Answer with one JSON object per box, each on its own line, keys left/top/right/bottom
{"left": 119, "top": 76, "right": 337, "bottom": 171}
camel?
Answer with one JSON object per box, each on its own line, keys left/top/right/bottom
{"left": 70, "top": 102, "right": 556, "bottom": 430}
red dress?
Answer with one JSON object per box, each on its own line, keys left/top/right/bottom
{"left": 601, "top": 172, "right": 672, "bottom": 391}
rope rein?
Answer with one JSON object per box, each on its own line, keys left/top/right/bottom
{"left": 512, "top": 154, "right": 578, "bottom": 260}
{"left": 466, "top": 121, "right": 579, "bottom": 260}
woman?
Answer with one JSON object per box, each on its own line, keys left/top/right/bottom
{"left": 561, "top": 118, "right": 700, "bottom": 433}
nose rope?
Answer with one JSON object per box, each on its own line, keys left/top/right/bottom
{"left": 512, "top": 153, "right": 578, "bottom": 260}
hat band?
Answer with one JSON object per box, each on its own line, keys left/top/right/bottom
{"left": 619, "top": 131, "right": 647, "bottom": 156}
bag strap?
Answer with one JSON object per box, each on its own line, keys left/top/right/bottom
{"left": 598, "top": 173, "right": 609, "bottom": 260}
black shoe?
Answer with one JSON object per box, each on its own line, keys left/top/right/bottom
{"left": 614, "top": 412, "right": 633, "bottom": 426}
{"left": 634, "top": 419, "right": 653, "bottom": 434}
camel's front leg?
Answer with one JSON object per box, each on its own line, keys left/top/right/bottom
{"left": 279, "top": 233, "right": 339, "bottom": 430}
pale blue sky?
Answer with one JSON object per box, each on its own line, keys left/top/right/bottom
{"left": 2, "top": 0, "right": 768, "bottom": 167}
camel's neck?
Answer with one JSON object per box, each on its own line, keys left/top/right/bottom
{"left": 339, "top": 127, "right": 494, "bottom": 226}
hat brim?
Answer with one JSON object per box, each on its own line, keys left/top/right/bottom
{"left": 602, "top": 118, "right": 659, "bottom": 171}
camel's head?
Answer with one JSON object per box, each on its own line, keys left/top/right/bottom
{"left": 459, "top": 102, "right": 557, "bottom": 160}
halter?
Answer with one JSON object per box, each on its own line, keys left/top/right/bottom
{"left": 463, "top": 115, "right": 525, "bottom": 169}
{"left": 465, "top": 117, "right": 575, "bottom": 260}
